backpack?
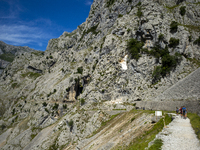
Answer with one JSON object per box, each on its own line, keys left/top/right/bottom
{"left": 182, "top": 107, "right": 186, "bottom": 113}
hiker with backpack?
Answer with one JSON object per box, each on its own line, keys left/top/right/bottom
{"left": 182, "top": 106, "right": 187, "bottom": 119}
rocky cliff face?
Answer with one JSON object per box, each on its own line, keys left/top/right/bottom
{"left": 0, "top": 0, "right": 200, "bottom": 149}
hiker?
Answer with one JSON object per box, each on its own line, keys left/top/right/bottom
{"left": 179, "top": 106, "right": 183, "bottom": 117}
{"left": 182, "top": 106, "right": 187, "bottom": 119}
{"left": 176, "top": 107, "right": 179, "bottom": 115}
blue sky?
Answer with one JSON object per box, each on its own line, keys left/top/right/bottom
{"left": 0, "top": 0, "right": 93, "bottom": 51}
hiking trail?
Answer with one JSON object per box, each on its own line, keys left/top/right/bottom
{"left": 150, "top": 113, "right": 200, "bottom": 150}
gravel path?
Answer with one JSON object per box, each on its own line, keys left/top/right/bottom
{"left": 155, "top": 114, "right": 200, "bottom": 150}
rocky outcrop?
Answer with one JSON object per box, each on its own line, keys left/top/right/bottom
{"left": 0, "top": 0, "right": 200, "bottom": 149}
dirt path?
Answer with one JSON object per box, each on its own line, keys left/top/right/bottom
{"left": 154, "top": 114, "right": 200, "bottom": 150}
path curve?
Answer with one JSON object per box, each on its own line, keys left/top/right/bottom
{"left": 155, "top": 114, "right": 200, "bottom": 150}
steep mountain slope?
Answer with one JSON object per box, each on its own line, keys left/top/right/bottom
{"left": 0, "top": 41, "right": 36, "bottom": 74}
{"left": 0, "top": 0, "right": 200, "bottom": 149}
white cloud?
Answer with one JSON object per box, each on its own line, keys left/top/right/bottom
{"left": 0, "top": 24, "right": 51, "bottom": 47}
{"left": 0, "top": 0, "right": 23, "bottom": 19}
{"left": 85, "top": 0, "right": 93, "bottom": 6}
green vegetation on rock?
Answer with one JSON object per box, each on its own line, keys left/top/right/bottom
{"left": 126, "top": 112, "right": 172, "bottom": 150}
{"left": 194, "top": 36, "right": 200, "bottom": 45}
{"left": 143, "top": 45, "right": 182, "bottom": 83}
{"left": 77, "top": 66, "right": 83, "bottom": 74}
{"left": 187, "top": 113, "right": 200, "bottom": 140}
{"left": 127, "top": 38, "right": 144, "bottom": 61}
{"left": 21, "top": 72, "right": 41, "bottom": 79}
{"left": 169, "top": 37, "right": 179, "bottom": 48}
{"left": 80, "top": 24, "right": 99, "bottom": 41}
{"left": 106, "top": 0, "right": 116, "bottom": 7}
{"left": 0, "top": 53, "right": 15, "bottom": 62}
{"left": 152, "top": 51, "right": 182, "bottom": 84}
{"left": 136, "top": 7, "right": 143, "bottom": 18}
{"left": 149, "top": 139, "right": 163, "bottom": 150}
{"left": 170, "top": 21, "right": 178, "bottom": 32}
{"left": 180, "top": 6, "right": 186, "bottom": 16}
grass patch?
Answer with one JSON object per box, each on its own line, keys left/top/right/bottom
{"left": 166, "top": 5, "right": 179, "bottom": 11}
{"left": 11, "top": 83, "right": 20, "bottom": 88}
{"left": 181, "top": 24, "right": 200, "bottom": 32}
{"left": 101, "top": 113, "right": 120, "bottom": 127}
{"left": 21, "top": 72, "right": 41, "bottom": 79}
{"left": 126, "top": 113, "right": 172, "bottom": 150}
{"left": 31, "top": 51, "right": 44, "bottom": 56}
{"left": 187, "top": 113, "right": 200, "bottom": 140}
{"left": 149, "top": 139, "right": 163, "bottom": 150}
{"left": 187, "top": 58, "right": 200, "bottom": 67}
{"left": 0, "top": 53, "right": 15, "bottom": 62}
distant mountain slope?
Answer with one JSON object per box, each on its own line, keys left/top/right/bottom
{"left": 0, "top": 41, "right": 36, "bottom": 74}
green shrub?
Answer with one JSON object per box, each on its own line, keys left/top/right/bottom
{"left": 11, "top": 83, "right": 18, "bottom": 88}
{"left": 127, "top": 38, "right": 144, "bottom": 61}
{"left": 131, "top": 117, "right": 135, "bottom": 122}
{"left": 53, "top": 89, "right": 57, "bottom": 93}
{"left": 77, "top": 67, "right": 83, "bottom": 74}
{"left": 169, "top": 37, "right": 179, "bottom": 48}
{"left": 152, "top": 66, "right": 162, "bottom": 83}
{"left": 42, "top": 102, "right": 47, "bottom": 107}
{"left": 128, "top": 0, "right": 132, "bottom": 2}
{"left": 136, "top": 7, "right": 143, "bottom": 18}
{"left": 150, "top": 45, "right": 182, "bottom": 83}
{"left": 66, "top": 87, "right": 70, "bottom": 92}
{"left": 189, "top": 36, "right": 192, "bottom": 42}
{"left": 12, "top": 108, "right": 15, "bottom": 115}
{"left": 127, "top": 28, "right": 131, "bottom": 33}
{"left": 136, "top": 2, "right": 142, "bottom": 6}
{"left": 63, "top": 104, "right": 67, "bottom": 109}
{"left": 80, "top": 98, "right": 85, "bottom": 106}
{"left": 193, "top": 36, "right": 200, "bottom": 45}
{"left": 118, "top": 14, "right": 123, "bottom": 18}
{"left": 49, "top": 55, "right": 53, "bottom": 59}
{"left": 180, "top": 6, "right": 186, "bottom": 16}
{"left": 68, "top": 119, "right": 73, "bottom": 127}
{"left": 158, "top": 34, "right": 164, "bottom": 41}
{"left": 170, "top": 21, "right": 178, "bottom": 32}
{"left": 1, "top": 124, "right": 6, "bottom": 130}
{"left": 106, "top": 0, "right": 116, "bottom": 7}
{"left": 45, "top": 108, "right": 49, "bottom": 113}
{"left": 52, "top": 103, "right": 59, "bottom": 110}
